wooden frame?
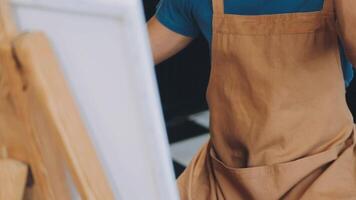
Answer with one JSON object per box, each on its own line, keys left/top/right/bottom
{"left": 0, "top": 1, "right": 113, "bottom": 198}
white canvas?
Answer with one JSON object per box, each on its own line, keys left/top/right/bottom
{"left": 9, "top": 0, "right": 179, "bottom": 199}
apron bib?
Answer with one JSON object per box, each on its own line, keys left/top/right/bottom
{"left": 177, "top": 0, "right": 356, "bottom": 199}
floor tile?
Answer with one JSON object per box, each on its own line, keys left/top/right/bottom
{"left": 170, "top": 134, "right": 210, "bottom": 166}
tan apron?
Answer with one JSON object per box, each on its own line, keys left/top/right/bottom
{"left": 177, "top": 0, "right": 356, "bottom": 199}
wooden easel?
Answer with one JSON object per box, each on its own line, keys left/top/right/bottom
{"left": 0, "top": 0, "right": 114, "bottom": 199}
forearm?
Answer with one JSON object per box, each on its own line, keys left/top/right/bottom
{"left": 147, "top": 16, "right": 193, "bottom": 65}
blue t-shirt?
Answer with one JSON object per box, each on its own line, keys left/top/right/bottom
{"left": 156, "top": 0, "right": 354, "bottom": 86}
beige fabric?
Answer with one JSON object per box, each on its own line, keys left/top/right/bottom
{"left": 177, "top": 0, "right": 356, "bottom": 199}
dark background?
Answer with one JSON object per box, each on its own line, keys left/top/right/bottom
{"left": 143, "top": 1, "right": 356, "bottom": 121}
{"left": 143, "top": 1, "right": 210, "bottom": 121}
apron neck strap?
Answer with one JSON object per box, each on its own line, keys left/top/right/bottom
{"left": 322, "top": 0, "right": 335, "bottom": 14}
{"left": 212, "top": 0, "right": 224, "bottom": 15}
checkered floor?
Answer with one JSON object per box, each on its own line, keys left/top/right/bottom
{"left": 167, "top": 111, "right": 210, "bottom": 177}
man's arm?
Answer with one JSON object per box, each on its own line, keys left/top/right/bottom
{"left": 335, "top": 0, "right": 356, "bottom": 67}
{"left": 147, "top": 16, "right": 193, "bottom": 65}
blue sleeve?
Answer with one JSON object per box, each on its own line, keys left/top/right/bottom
{"left": 339, "top": 43, "right": 355, "bottom": 87}
{"left": 155, "top": 0, "right": 200, "bottom": 38}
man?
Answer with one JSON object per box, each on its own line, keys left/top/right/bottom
{"left": 148, "top": 0, "right": 356, "bottom": 199}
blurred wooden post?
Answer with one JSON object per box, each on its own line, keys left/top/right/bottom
{"left": 0, "top": 147, "right": 28, "bottom": 200}
{"left": 0, "top": 0, "right": 114, "bottom": 199}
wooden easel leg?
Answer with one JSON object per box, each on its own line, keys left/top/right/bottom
{"left": 0, "top": 148, "right": 28, "bottom": 200}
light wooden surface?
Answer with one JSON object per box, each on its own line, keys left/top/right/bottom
{"left": 12, "top": 31, "right": 115, "bottom": 200}
{"left": 0, "top": 159, "right": 28, "bottom": 200}
{"left": 0, "top": 14, "right": 72, "bottom": 200}
{"left": 0, "top": 0, "right": 16, "bottom": 40}
{"left": 0, "top": 0, "right": 109, "bottom": 199}
{"left": 0, "top": 0, "right": 114, "bottom": 198}
{"left": 0, "top": 40, "right": 73, "bottom": 200}
{"left": 0, "top": 27, "right": 113, "bottom": 200}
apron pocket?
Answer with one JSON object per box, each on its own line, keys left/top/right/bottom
{"left": 208, "top": 132, "right": 354, "bottom": 199}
